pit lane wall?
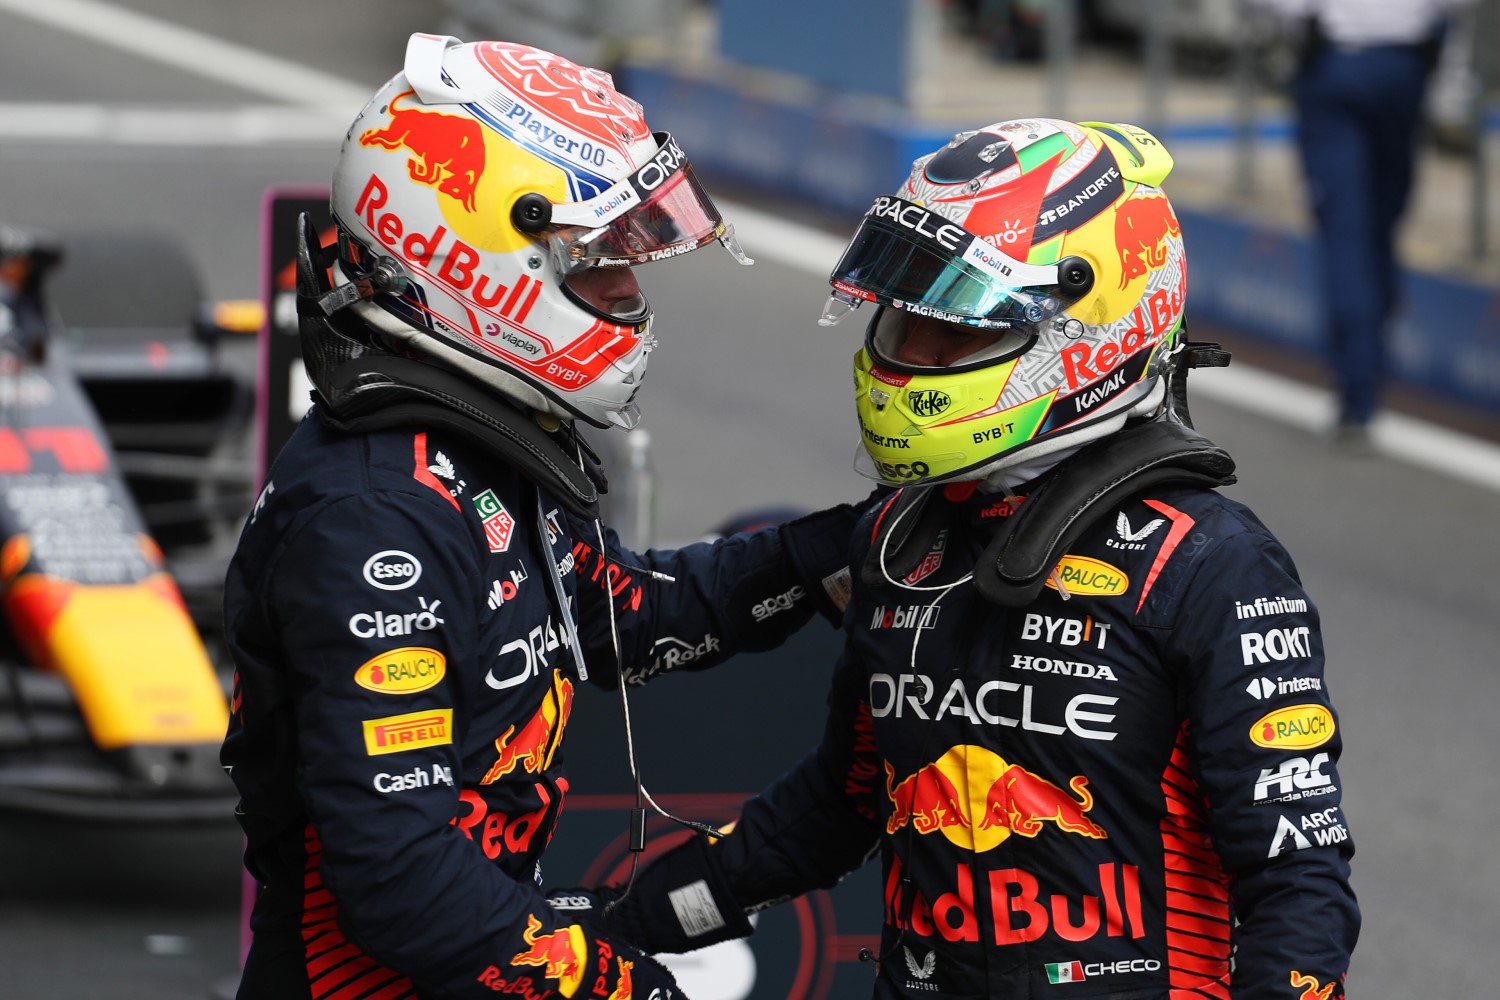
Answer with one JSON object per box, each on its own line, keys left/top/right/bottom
{"left": 616, "top": 64, "right": 1500, "bottom": 418}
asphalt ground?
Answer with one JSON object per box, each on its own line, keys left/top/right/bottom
{"left": 1, "top": 3, "right": 1498, "bottom": 998}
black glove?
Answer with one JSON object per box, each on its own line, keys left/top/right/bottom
{"left": 527, "top": 902, "right": 689, "bottom": 1000}
{"left": 554, "top": 833, "right": 754, "bottom": 955}
{"left": 778, "top": 490, "right": 887, "bottom": 625}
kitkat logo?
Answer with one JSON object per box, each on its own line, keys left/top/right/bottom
{"left": 1250, "top": 704, "right": 1334, "bottom": 750}
{"left": 354, "top": 647, "right": 446, "bottom": 694}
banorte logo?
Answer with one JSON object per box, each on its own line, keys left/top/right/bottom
{"left": 884, "top": 745, "right": 1108, "bottom": 852}
{"left": 510, "top": 914, "right": 587, "bottom": 995}
{"left": 1113, "top": 191, "right": 1181, "bottom": 289}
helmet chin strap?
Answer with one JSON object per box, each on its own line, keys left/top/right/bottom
{"left": 976, "top": 380, "right": 1167, "bottom": 492}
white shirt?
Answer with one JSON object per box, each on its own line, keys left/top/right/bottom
{"left": 1248, "top": 0, "right": 1472, "bottom": 46}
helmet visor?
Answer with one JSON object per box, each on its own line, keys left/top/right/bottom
{"left": 830, "top": 196, "right": 1083, "bottom": 329}
{"left": 546, "top": 133, "right": 741, "bottom": 271}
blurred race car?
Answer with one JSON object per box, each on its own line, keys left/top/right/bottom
{"left": 0, "top": 223, "right": 257, "bottom": 822}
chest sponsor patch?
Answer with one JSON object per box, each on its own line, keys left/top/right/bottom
{"left": 1250, "top": 704, "right": 1334, "bottom": 750}
{"left": 354, "top": 646, "right": 447, "bottom": 694}
{"left": 1044, "top": 555, "right": 1129, "bottom": 597}
{"left": 362, "top": 708, "right": 453, "bottom": 755}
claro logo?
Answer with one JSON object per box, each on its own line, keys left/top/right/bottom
{"left": 363, "top": 550, "right": 423, "bottom": 591}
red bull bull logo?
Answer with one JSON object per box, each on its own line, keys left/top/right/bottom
{"left": 1113, "top": 192, "right": 1180, "bottom": 289}
{"left": 360, "top": 90, "right": 485, "bottom": 212}
{"left": 481, "top": 671, "right": 574, "bottom": 783}
{"left": 607, "top": 957, "right": 634, "bottom": 1000}
{"left": 885, "top": 745, "right": 1107, "bottom": 852}
{"left": 510, "top": 915, "right": 586, "bottom": 994}
{"left": 980, "top": 766, "right": 1107, "bottom": 839}
{"left": 1290, "top": 971, "right": 1338, "bottom": 1000}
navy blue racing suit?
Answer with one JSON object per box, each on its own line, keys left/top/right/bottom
{"left": 711, "top": 482, "right": 1359, "bottom": 998}
{"left": 221, "top": 411, "right": 851, "bottom": 999}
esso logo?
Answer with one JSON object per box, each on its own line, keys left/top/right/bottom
{"left": 363, "top": 550, "right": 423, "bottom": 591}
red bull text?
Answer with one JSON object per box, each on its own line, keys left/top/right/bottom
{"left": 883, "top": 855, "right": 1144, "bottom": 944}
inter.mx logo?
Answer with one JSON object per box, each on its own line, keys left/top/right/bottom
{"left": 1246, "top": 675, "right": 1323, "bottom": 700}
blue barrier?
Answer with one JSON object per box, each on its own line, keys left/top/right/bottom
{"left": 621, "top": 62, "right": 1500, "bottom": 416}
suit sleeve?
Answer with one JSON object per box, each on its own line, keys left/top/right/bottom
{"left": 569, "top": 498, "right": 873, "bottom": 686}
{"left": 266, "top": 492, "right": 662, "bottom": 998}
{"left": 711, "top": 642, "right": 883, "bottom": 908}
{"left": 1163, "top": 517, "right": 1359, "bottom": 999}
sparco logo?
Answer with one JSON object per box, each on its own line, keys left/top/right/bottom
{"left": 651, "top": 633, "right": 721, "bottom": 670}
{"left": 363, "top": 550, "right": 422, "bottom": 591}
{"left": 752, "top": 585, "right": 805, "bottom": 622}
{"left": 908, "top": 390, "right": 951, "bottom": 416}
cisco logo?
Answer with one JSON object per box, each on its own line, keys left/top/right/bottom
{"left": 363, "top": 550, "right": 423, "bottom": 591}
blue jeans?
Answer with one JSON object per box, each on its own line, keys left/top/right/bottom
{"left": 1293, "top": 41, "right": 1433, "bottom": 426}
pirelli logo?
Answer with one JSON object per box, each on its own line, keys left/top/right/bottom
{"left": 362, "top": 709, "right": 453, "bottom": 756}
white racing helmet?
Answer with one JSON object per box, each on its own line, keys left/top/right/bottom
{"left": 326, "top": 33, "right": 750, "bottom": 428}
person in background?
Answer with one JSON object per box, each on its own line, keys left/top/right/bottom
{"left": 1250, "top": 0, "right": 1474, "bottom": 444}
{"left": 566, "top": 117, "right": 1359, "bottom": 999}
{"left": 220, "top": 33, "right": 857, "bottom": 1000}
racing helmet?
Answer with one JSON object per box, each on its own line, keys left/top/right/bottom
{"left": 822, "top": 118, "right": 1187, "bottom": 486}
{"left": 325, "top": 33, "right": 750, "bottom": 429}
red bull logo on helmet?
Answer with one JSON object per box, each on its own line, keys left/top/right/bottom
{"left": 360, "top": 90, "right": 485, "bottom": 213}
{"left": 1113, "top": 191, "right": 1181, "bottom": 289}
{"left": 885, "top": 745, "right": 1108, "bottom": 852}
